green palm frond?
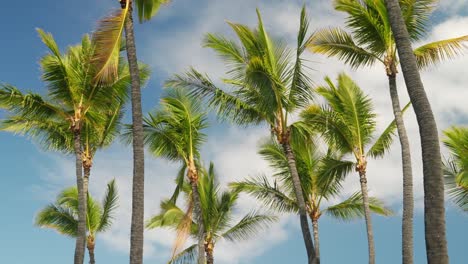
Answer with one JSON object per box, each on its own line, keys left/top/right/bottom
{"left": 221, "top": 212, "right": 278, "bottom": 242}
{"left": 400, "top": 0, "right": 438, "bottom": 40}
{"left": 324, "top": 191, "right": 393, "bottom": 221}
{"left": 91, "top": 1, "right": 129, "bottom": 84}
{"left": 443, "top": 159, "right": 468, "bottom": 212}
{"left": 289, "top": 6, "right": 313, "bottom": 107}
{"left": 334, "top": 0, "right": 389, "bottom": 55}
{"left": 35, "top": 204, "right": 78, "bottom": 237}
{"left": 168, "top": 244, "right": 197, "bottom": 264}
{"left": 165, "top": 68, "right": 265, "bottom": 125}
{"left": 316, "top": 154, "right": 355, "bottom": 199}
{"left": 230, "top": 175, "right": 298, "bottom": 213}
{"left": 135, "top": 0, "right": 170, "bottom": 22}
{"left": 367, "top": 102, "right": 411, "bottom": 158}
{"left": 98, "top": 179, "right": 119, "bottom": 232}
{"left": 146, "top": 199, "right": 187, "bottom": 230}
{"left": 308, "top": 27, "right": 381, "bottom": 68}
{"left": 414, "top": 35, "right": 468, "bottom": 69}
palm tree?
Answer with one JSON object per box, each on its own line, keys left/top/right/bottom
{"left": 36, "top": 180, "right": 119, "bottom": 264}
{"left": 308, "top": 1, "right": 467, "bottom": 261}
{"left": 165, "top": 7, "right": 319, "bottom": 263}
{"left": 443, "top": 126, "right": 468, "bottom": 212}
{"left": 301, "top": 73, "right": 406, "bottom": 264}
{"left": 384, "top": 1, "right": 448, "bottom": 263}
{"left": 231, "top": 139, "right": 394, "bottom": 259}
{"left": 127, "top": 88, "right": 209, "bottom": 262}
{"left": 90, "top": 1, "right": 169, "bottom": 262}
{"left": 147, "top": 163, "right": 277, "bottom": 264}
{"left": 0, "top": 31, "right": 131, "bottom": 264}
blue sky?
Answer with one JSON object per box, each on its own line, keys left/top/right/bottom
{"left": 0, "top": 0, "right": 467, "bottom": 263}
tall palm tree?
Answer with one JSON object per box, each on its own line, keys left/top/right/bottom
{"left": 301, "top": 73, "right": 406, "bottom": 264}
{"left": 308, "top": 1, "right": 467, "bottom": 261}
{"left": 147, "top": 163, "right": 277, "bottom": 264}
{"left": 36, "top": 180, "right": 119, "bottom": 264}
{"left": 165, "top": 7, "right": 319, "bottom": 263}
{"left": 384, "top": 1, "right": 448, "bottom": 263}
{"left": 231, "top": 139, "right": 394, "bottom": 259}
{"left": 0, "top": 31, "right": 131, "bottom": 264}
{"left": 443, "top": 126, "right": 468, "bottom": 212}
{"left": 90, "top": 1, "right": 169, "bottom": 262}
{"left": 126, "top": 89, "right": 209, "bottom": 263}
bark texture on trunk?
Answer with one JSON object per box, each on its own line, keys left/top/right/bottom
{"left": 358, "top": 171, "right": 375, "bottom": 264}
{"left": 124, "top": 3, "right": 146, "bottom": 264}
{"left": 384, "top": 1, "right": 448, "bottom": 263}
{"left": 388, "top": 74, "right": 414, "bottom": 264}
{"left": 311, "top": 219, "right": 320, "bottom": 260}
{"left": 74, "top": 130, "right": 86, "bottom": 264}
{"left": 282, "top": 141, "right": 318, "bottom": 264}
{"left": 190, "top": 180, "right": 206, "bottom": 264}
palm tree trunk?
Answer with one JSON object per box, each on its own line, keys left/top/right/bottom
{"left": 282, "top": 141, "right": 318, "bottom": 264}
{"left": 358, "top": 171, "right": 375, "bottom": 264}
{"left": 388, "top": 74, "right": 414, "bottom": 264}
{"left": 311, "top": 219, "right": 320, "bottom": 260}
{"left": 87, "top": 235, "right": 96, "bottom": 264}
{"left": 205, "top": 242, "right": 214, "bottom": 264}
{"left": 123, "top": 3, "right": 146, "bottom": 264}
{"left": 384, "top": 1, "right": 448, "bottom": 263}
{"left": 190, "top": 180, "right": 206, "bottom": 264}
{"left": 73, "top": 130, "right": 86, "bottom": 264}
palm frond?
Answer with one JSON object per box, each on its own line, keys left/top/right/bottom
{"left": 324, "top": 191, "right": 393, "bottom": 221}
{"left": 135, "top": 0, "right": 170, "bottom": 22}
{"left": 91, "top": 1, "right": 129, "bottom": 84}
{"left": 221, "top": 211, "right": 277, "bottom": 242}
{"left": 165, "top": 68, "right": 264, "bottom": 125}
{"left": 443, "top": 159, "right": 468, "bottom": 212}
{"left": 400, "top": 0, "right": 438, "bottom": 40}
{"left": 97, "top": 179, "right": 119, "bottom": 232}
{"left": 414, "top": 35, "right": 468, "bottom": 69}
{"left": 230, "top": 175, "right": 298, "bottom": 213}
{"left": 35, "top": 204, "right": 78, "bottom": 237}
{"left": 367, "top": 101, "right": 411, "bottom": 158}
{"left": 167, "top": 244, "right": 197, "bottom": 264}
{"left": 308, "top": 27, "right": 380, "bottom": 68}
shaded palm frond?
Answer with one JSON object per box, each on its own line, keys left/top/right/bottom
{"left": 168, "top": 244, "right": 197, "bottom": 264}
{"left": 135, "top": 0, "right": 170, "bottom": 22}
{"left": 35, "top": 204, "right": 78, "bottom": 237}
{"left": 443, "top": 159, "right": 468, "bottom": 212}
{"left": 400, "top": 0, "right": 438, "bottom": 40}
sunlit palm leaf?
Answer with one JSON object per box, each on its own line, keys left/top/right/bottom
{"left": 91, "top": 0, "right": 129, "bottom": 84}
{"left": 98, "top": 179, "right": 119, "bottom": 232}
{"left": 414, "top": 35, "right": 468, "bottom": 69}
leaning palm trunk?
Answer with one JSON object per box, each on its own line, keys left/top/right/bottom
{"left": 384, "top": 1, "right": 448, "bottom": 263}
{"left": 282, "top": 141, "right": 318, "bottom": 264}
{"left": 189, "top": 180, "right": 206, "bottom": 264}
{"left": 388, "top": 74, "right": 414, "bottom": 264}
{"left": 311, "top": 219, "right": 320, "bottom": 260}
{"left": 123, "top": 3, "right": 146, "bottom": 264}
{"left": 87, "top": 235, "right": 96, "bottom": 264}
{"left": 358, "top": 170, "right": 375, "bottom": 264}
{"left": 74, "top": 130, "right": 86, "bottom": 264}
